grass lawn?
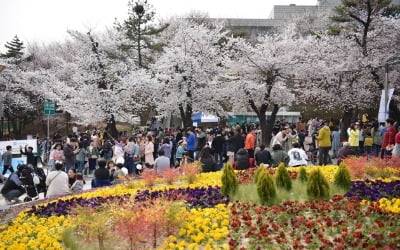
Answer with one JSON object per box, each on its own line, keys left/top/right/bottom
{"left": 232, "top": 179, "right": 345, "bottom": 205}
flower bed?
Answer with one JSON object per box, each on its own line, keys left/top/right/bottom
{"left": 228, "top": 196, "right": 400, "bottom": 249}
{"left": 2, "top": 164, "right": 400, "bottom": 249}
{"left": 345, "top": 180, "right": 400, "bottom": 201}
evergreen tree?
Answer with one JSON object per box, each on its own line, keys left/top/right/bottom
{"left": 331, "top": 0, "right": 391, "bottom": 56}
{"left": 1, "top": 35, "right": 25, "bottom": 59}
{"left": 116, "top": 0, "right": 167, "bottom": 68}
{"left": 275, "top": 163, "right": 292, "bottom": 191}
{"left": 220, "top": 163, "right": 238, "bottom": 197}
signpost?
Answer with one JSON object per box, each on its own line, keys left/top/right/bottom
{"left": 44, "top": 101, "right": 55, "bottom": 160}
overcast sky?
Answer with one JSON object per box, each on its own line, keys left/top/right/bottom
{"left": 0, "top": 0, "right": 317, "bottom": 47}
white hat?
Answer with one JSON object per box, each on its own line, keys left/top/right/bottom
{"left": 136, "top": 164, "right": 142, "bottom": 170}
{"left": 121, "top": 167, "right": 128, "bottom": 176}
{"left": 116, "top": 157, "right": 125, "bottom": 165}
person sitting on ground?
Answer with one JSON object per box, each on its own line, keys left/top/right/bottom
{"left": 235, "top": 148, "right": 249, "bottom": 170}
{"left": 93, "top": 159, "right": 111, "bottom": 187}
{"left": 180, "top": 151, "right": 194, "bottom": 166}
{"left": 255, "top": 144, "right": 272, "bottom": 166}
{"left": 271, "top": 144, "right": 290, "bottom": 167}
{"left": 107, "top": 160, "right": 116, "bottom": 182}
{"left": 113, "top": 162, "right": 129, "bottom": 184}
{"left": 46, "top": 161, "right": 71, "bottom": 198}
{"left": 199, "top": 147, "right": 216, "bottom": 172}
{"left": 67, "top": 168, "right": 76, "bottom": 188}
{"left": 154, "top": 149, "right": 170, "bottom": 175}
{"left": 1, "top": 164, "right": 26, "bottom": 204}
{"left": 71, "top": 173, "right": 84, "bottom": 192}
{"left": 337, "top": 142, "right": 356, "bottom": 165}
{"left": 287, "top": 142, "right": 308, "bottom": 167}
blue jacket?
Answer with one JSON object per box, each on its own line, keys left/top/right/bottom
{"left": 186, "top": 132, "right": 196, "bottom": 151}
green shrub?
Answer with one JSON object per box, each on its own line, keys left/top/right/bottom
{"left": 334, "top": 163, "right": 351, "bottom": 191}
{"left": 253, "top": 164, "right": 266, "bottom": 184}
{"left": 275, "top": 163, "right": 292, "bottom": 191}
{"left": 299, "top": 167, "right": 308, "bottom": 182}
{"left": 256, "top": 170, "right": 276, "bottom": 205}
{"left": 307, "top": 168, "right": 330, "bottom": 199}
{"left": 221, "top": 162, "right": 238, "bottom": 197}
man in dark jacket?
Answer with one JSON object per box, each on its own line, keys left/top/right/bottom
{"left": 255, "top": 145, "right": 272, "bottom": 166}
{"left": 63, "top": 138, "right": 78, "bottom": 172}
{"left": 229, "top": 129, "right": 245, "bottom": 155}
{"left": 20, "top": 145, "right": 37, "bottom": 167}
{"left": 212, "top": 131, "right": 225, "bottom": 165}
{"left": 1, "top": 165, "right": 25, "bottom": 203}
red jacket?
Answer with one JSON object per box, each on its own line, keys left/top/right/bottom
{"left": 245, "top": 132, "right": 255, "bottom": 150}
{"left": 395, "top": 132, "right": 400, "bottom": 144}
{"left": 381, "top": 126, "right": 396, "bottom": 149}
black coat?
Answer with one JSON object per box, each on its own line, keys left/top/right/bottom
{"left": 255, "top": 150, "right": 272, "bottom": 166}
{"left": 229, "top": 134, "right": 244, "bottom": 154}
{"left": 212, "top": 135, "right": 225, "bottom": 153}
{"left": 236, "top": 150, "right": 249, "bottom": 170}
{"left": 201, "top": 156, "right": 216, "bottom": 172}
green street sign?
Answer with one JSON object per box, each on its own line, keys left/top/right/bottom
{"left": 44, "top": 101, "right": 56, "bottom": 116}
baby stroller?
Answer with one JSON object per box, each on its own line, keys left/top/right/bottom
{"left": 19, "top": 164, "right": 47, "bottom": 202}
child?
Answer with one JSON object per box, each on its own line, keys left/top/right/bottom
{"left": 175, "top": 140, "right": 185, "bottom": 167}
{"left": 71, "top": 173, "right": 84, "bottom": 192}
{"left": 364, "top": 132, "right": 373, "bottom": 157}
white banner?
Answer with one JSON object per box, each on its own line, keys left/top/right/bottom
{"left": 378, "top": 88, "right": 394, "bottom": 123}
{"left": 0, "top": 139, "right": 38, "bottom": 155}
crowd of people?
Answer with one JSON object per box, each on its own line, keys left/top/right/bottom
{"left": 1, "top": 115, "right": 400, "bottom": 204}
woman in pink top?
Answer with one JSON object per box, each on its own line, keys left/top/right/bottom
{"left": 51, "top": 144, "right": 65, "bottom": 162}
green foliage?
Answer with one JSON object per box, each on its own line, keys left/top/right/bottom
{"left": 334, "top": 163, "right": 352, "bottom": 191}
{"left": 256, "top": 170, "right": 276, "bottom": 205}
{"left": 382, "top": 5, "right": 400, "bottom": 18}
{"left": 62, "top": 229, "right": 80, "bottom": 250}
{"left": 275, "top": 163, "right": 292, "bottom": 191}
{"left": 221, "top": 162, "right": 238, "bottom": 197}
{"left": 307, "top": 168, "right": 330, "bottom": 200}
{"left": 299, "top": 167, "right": 308, "bottom": 182}
{"left": 115, "top": 0, "right": 167, "bottom": 67}
{"left": 1, "top": 35, "right": 24, "bottom": 59}
{"left": 253, "top": 164, "right": 266, "bottom": 184}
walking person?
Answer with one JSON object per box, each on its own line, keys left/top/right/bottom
{"left": 245, "top": 127, "right": 256, "bottom": 166}
{"left": 145, "top": 135, "right": 155, "bottom": 166}
{"left": 63, "top": 138, "right": 79, "bottom": 172}
{"left": 2, "top": 146, "right": 14, "bottom": 175}
{"left": 331, "top": 126, "right": 340, "bottom": 159}
{"left": 316, "top": 122, "right": 331, "bottom": 166}
{"left": 185, "top": 128, "right": 196, "bottom": 160}
{"left": 87, "top": 140, "right": 100, "bottom": 175}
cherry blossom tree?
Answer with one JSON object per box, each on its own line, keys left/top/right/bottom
{"left": 148, "top": 18, "right": 227, "bottom": 128}
{"left": 220, "top": 27, "right": 311, "bottom": 144}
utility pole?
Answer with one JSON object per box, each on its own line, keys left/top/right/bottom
{"left": 384, "top": 63, "right": 389, "bottom": 119}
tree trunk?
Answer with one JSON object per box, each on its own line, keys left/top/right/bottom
{"left": 265, "top": 104, "right": 279, "bottom": 145}
{"left": 179, "top": 104, "right": 192, "bottom": 129}
{"left": 65, "top": 112, "right": 71, "bottom": 135}
{"left": 341, "top": 108, "right": 353, "bottom": 140}
{"left": 106, "top": 114, "right": 118, "bottom": 139}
